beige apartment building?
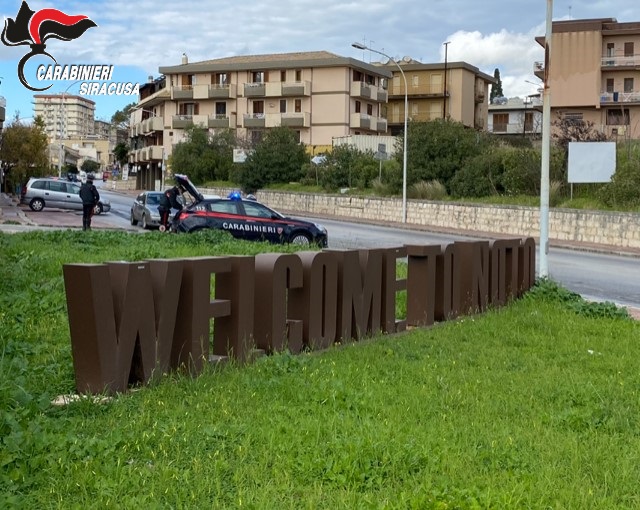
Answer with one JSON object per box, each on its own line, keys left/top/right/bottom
{"left": 130, "top": 51, "right": 496, "bottom": 189}
{"left": 377, "top": 59, "right": 495, "bottom": 133}
{"left": 33, "top": 94, "right": 96, "bottom": 140}
{"left": 130, "top": 51, "right": 392, "bottom": 189}
{"left": 535, "top": 17, "right": 640, "bottom": 139}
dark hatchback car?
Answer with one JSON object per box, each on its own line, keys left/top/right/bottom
{"left": 172, "top": 175, "right": 328, "bottom": 247}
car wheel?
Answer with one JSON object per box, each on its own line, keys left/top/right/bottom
{"left": 130, "top": 211, "right": 138, "bottom": 226}
{"left": 289, "top": 232, "right": 311, "bottom": 246}
{"left": 142, "top": 214, "right": 148, "bottom": 229}
{"left": 29, "top": 198, "right": 45, "bottom": 212}
{"left": 93, "top": 203, "right": 103, "bottom": 215}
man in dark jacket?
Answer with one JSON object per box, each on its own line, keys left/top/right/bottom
{"left": 79, "top": 175, "right": 100, "bottom": 230}
{"left": 158, "top": 186, "right": 182, "bottom": 232}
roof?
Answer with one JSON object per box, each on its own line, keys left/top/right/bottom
{"left": 159, "top": 50, "right": 392, "bottom": 78}
{"left": 372, "top": 60, "right": 496, "bottom": 84}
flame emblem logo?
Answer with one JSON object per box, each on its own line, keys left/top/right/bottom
{"left": 1, "top": 1, "right": 97, "bottom": 91}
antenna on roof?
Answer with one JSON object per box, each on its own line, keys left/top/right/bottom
{"left": 568, "top": 4, "right": 572, "bottom": 19}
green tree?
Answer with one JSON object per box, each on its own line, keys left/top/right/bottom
{"left": 0, "top": 115, "right": 49, "bottom": 192}
{"left": 400, "top": 119, "right": 492, "bottom": 191}
{"left": 239, "top": 127, "right": 307, "bottom": 193}
{"left": 169, "top": 127, "right": 239, "bottom": 184}
{"left": 113, "top": 141, "right": 129, "bottom": 166}
{"left": 111, "top": 102, "right": 137, "bottom": 130}
{"left": 490, "top": 68, "right": 504, "bottom": 101}
{"left": 81, "top": 160, "right": 100, "bottom": 174}
{"left": 315, "top": 144, "right": 378, "bottom": 191}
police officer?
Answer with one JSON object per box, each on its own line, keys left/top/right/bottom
{"left": 79, "top": 174, "right": 100, "bottom": 230}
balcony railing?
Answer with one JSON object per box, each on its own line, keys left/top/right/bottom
{"left": 350, "top": 113, "right": 387, "bottom": 132}
{"left": 281, "top": 112, "right": 311, "bottom": 128}
{"left": 193, "top": 83, "right": 237, "bottom": 99}
{"left": 601, "top": 55, "right": 640, "bottom": 67}
{"left": 243, "top": 113, "right": 266, "bottom": 128}
{"left": 351, "top": 82, "right": 389, "bottom": 102}
{"left": 244, "top": 82, "right": 266, "bottom": 97}
{"left": 208, "top": 113, "right": 237, "bottom": 128}
{"left": 171, "top": 85, "right": 194, "bottom": 100}
{"left": 600, "top": 91, "right": 640, "bottom": 103}
{"left": 280, "top": 81, "right": 311, "bottom": 97}
{"left": 171, "top": 114, "right": 208, "bottom": 129}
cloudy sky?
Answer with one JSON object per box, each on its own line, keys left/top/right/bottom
{"left": 1, "top": 0, "right": 638, "bottom": 122}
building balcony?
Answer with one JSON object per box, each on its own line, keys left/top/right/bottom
{"left": 208, "top": 113, "right": 237, "bottom": 128}
{"left": 600, "top": 91, "right": 640, "bottom": 104}
{"left": 601, "top": 55, "right": 640, "bottom": 68}
{"left": 533, "top": 61, "right": 544, "bottom": 79}
{"left": 350, "top": 113, "right": 387, "bottom": 132}
{"left": 281, "top": 112, "right": 311, "bottom": 128}
{"left": 350, "top": 82, "right": 388, "bottom": 102}
{"left": 244, "top": 83, "right": 266, "bottom": 97}
{"left": 280, "top": 81, "right": 311, "bottom": 97}
{"left": 243, "top": 113, "right": 266, "bottom": 128}
{"left": 194, "top": 83, "right": 237, "bottom": 99}
{"left": 171, "top": 85, "right": 194, "bottom": 100}
{"left": 141, "top": 116, "right": 164, "bottom": 133}
{"left": 171, "top": 114, "right": 208, "bottom": 129}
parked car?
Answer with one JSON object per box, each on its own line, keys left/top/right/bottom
{"left": 130, "top": 191, "right": 163, "bottom": 229}
{"left": 20, "top": 177, "right": 111, "bottom": 214}
{"left": 172, "top": 174, "right": 328, "bottom": 246}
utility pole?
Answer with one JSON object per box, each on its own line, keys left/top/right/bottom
{"left": 443, "top": 41, "right": 451, "bottom": 119}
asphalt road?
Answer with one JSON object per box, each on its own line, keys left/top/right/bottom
{"left": 7, "top": 189, "right": 640, "bottom": 309}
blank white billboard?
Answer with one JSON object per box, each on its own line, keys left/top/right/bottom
{"left": 568, "top": 142, "right": 616, "bottom": 183}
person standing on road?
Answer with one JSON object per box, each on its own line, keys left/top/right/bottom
{"left": 79, "top": 175, "right": 100, "bottom": 231}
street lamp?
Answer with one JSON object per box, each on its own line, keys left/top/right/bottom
{"left": 352, "top": 42, "right": 408, "bottom": 223}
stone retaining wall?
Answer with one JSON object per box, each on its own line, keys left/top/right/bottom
{"left": 114, "top": 181, "right": 639, "bottom": 249}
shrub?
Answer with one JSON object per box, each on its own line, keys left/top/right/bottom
{"left": 449, "top": 150, "right": 505, "bottom": 197}
{"left": 409, "top": 180, "right": 448, "bottom": 200}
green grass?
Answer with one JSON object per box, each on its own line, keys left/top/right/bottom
{"left": 1, "top": 230, "right": 638, "bottom": 508}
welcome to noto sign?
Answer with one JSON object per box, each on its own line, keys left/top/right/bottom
{"left": 63, "top": 238, "right": 535, "bottom": 395}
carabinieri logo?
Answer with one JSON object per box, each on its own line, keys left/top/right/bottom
{"left": 1, "top": 1, "right": 97, "bottom": 91}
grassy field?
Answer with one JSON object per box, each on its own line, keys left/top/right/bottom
{"left": 1, "top": 230, "right": 638, "bottom": 509}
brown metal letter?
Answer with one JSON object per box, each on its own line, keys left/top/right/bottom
{"left": 406, "top": 245, "right": 441, "bottom": 327}
{"left": 454, "top": 241, "right": 490, "bottom": 315}
{"left": 490, "top": 239, "right": 521, "bottom": 306}
{"left": 382, "top": 246, "right": 407, "bottom": 333}
{"left": 290, "top": 251, "right": 338, "bottom": 351}
{"left": 254, "top": 253, "right": 304, "bottom": 353}
{"left": 518, "top": 237, "right": 537, "bottom": 296}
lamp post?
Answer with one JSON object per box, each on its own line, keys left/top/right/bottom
{"left": 539, "top": 0, "right": 554, "bottom": 278}
{"left": 352, "top": 42, "right": 408, "bottom": 223}
{"left": 57, "top": 80, "right": 82, "bottom": 178}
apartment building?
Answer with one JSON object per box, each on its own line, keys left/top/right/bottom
{"left": 33, "top": 94, "right": 96, "bottom": 140}
{"left": 488, "top": 96, "right": 543, "bottom": 138}
{"left": 535, "top": 17, "right": 640, "bottom": 139}
{"left": 376, "top": 59, "right": 495, "bottom": 133}
{"left": 130, "top": 51, "right": 392, "bottom": 189}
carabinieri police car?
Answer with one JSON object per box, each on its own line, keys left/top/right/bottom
{"left": 172, "top": 175, "right": 328, "bottom": 247}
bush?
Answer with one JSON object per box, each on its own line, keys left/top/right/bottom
{"left": 598, "top": 143, "right": 640, "bottom": 209}
{"left": 449, "top": 150, "right": 505, "bottom": 197}
{"left": 409, "top": 180, "right": 448, "bottom": 200}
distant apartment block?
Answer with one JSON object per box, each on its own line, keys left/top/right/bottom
{"left": 33, "top": 94, "right": 96, "bottom": 141}
{"left": 375, "top": 59, "right": 495, "bottom": 133}
{"left": 535, "top": 17, "right": 640, "bottom": 139}
{"left": 488, "top": 96, "right": 543, "bottom": 137}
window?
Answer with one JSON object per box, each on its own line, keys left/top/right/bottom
{"left": 49, "top": 181, "right": 68, "bottom": 193}
{"left": 367, "top": 104, "right": 373, "bottom": 116}
{"left": 280, "top": 70, "right": 286, "bottom": 82}
{"left": 215, "top": 102, "right": 226, "bottom": 116}
{"left": 624, "top": 78, "right": 634, "bottom": 93}
{"left": 243, "top": 202, "right": 273, "bottom": 218}
{"left": 295, "top": 69, "right": 302, "bottom": 82}
{"left": 606, "top": 79, "right": 614, "bottom": 93}
{"left": 178, "top": 103, "right": 198, "bottom": 115}
{"left": 280, "top": 99, "right": 287, "bottom": 113}
{"left": 251, "top": 71, "right": 264, "bottom": 83}
{"left": 253, "top": 101, "right": 264, "bottom": 114}
{"left": 624, "top": 42, "right": 634, "bottom": 57}
{"left": 182, "top": 74, "right": 194, "bottom": 88}
{"left": 524, "top": 112, "right": 534, "bottom": 131}
{"left": 563, "top": 112, "right": 583, "bottom": 124}
{"left": 412, "top": 75, "right": 419, "bottom": 87}
{"left": 353, "top": 70, "right": 363, "bottom": 82}
{"left": 210, "top": 201, "right": 239, "bottom": 214}
{"left": 493, "top": 113, "right": 508, "bottom": 132}
{"left": 294, "top": 99, "right": 301, "bottom": 113}
{"left": 607, "top": 43, "right": 615, "bottom": 57}
{"left": 214, "top": 73, "right": 228, "bottom": 85}
{"left": 355, "top": 101, "right": 361, "bottom": 113}
{"left": 607, "top": 108, "right": 630, "bottom": 125}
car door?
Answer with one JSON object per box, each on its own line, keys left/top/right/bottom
{"left": 239, "top": 201, "right": 283, "bottom": 243}
{"left": 66, "top": 183, "right": 83, "bottom": 210}
{"left": 45, "top": 180, "right": 76, "bottom": 209}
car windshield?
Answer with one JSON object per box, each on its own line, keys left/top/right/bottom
{"left": 147, "top": 194, "right": 160, "bottom": 205}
